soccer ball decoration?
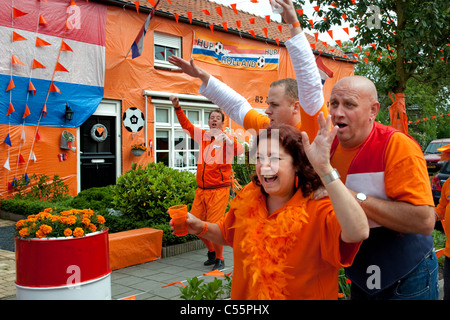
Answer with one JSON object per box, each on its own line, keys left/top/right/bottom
{"left": 257, "top": 56, "right": 265, "bottom": 68}
{"left": 122, "top": 107, "right": 145, "bottom": 133}
{"left": 214, "top": 42, "right": 224, "bottom": 55}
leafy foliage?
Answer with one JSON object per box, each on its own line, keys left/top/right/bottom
{"left": 179, "top": 275, "right": 232, "bottom": 300}
{"left": 295, "top": 0, "right": 449, "bottom": 93}
{"left": 112, "top": 162, "right": 196, "bottom": 224}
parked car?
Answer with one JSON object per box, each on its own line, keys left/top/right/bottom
{"left": 431, "top": 161, "right": 450, "bottom": 205}
{"left": 424, "top": 138, "right": 450, "bottom": 172}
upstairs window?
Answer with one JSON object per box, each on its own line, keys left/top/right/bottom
{"left": 154, "top": 32, "right": 181, "bottom": 69}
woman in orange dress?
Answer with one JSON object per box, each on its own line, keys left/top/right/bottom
{"left": 172, "top": 113, "right": 369, "bottom": 299}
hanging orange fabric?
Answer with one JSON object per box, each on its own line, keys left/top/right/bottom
{"left": 388, "top": 92, "right": 408, "bottom": 134}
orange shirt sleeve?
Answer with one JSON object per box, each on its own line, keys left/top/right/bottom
{"left": 384, "top": 132, "right": 434, "bottom": 206}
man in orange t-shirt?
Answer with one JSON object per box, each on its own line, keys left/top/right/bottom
{"left": 329, "top": 75, "right": 438, "bottom": 300}
{"left": 170, "top": 96, "right": 244, "bottom": 271}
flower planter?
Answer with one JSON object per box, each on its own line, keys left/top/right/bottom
{"left": 131, "top": 149, "right": 144, "bottom": 156}
{"left": 15, "top": 229, "right": 111, "bottom": 300}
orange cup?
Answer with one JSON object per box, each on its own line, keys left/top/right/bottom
{"left": 168, "top": 205, "right": 188, "bottom": 237}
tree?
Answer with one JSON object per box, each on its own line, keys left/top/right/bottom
{"left": 295, "top": 0, "right": 449, "bottom": 139}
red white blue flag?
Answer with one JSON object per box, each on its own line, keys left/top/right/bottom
{"left": 315, "top": 55, "right": 334, "bottom": 85}
{"left": 130, "top": 0, "right": 160, "bottom": 59}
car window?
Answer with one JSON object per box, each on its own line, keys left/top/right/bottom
{"left": 441, "top": 162, "right": 450, "bottom": 174}
{"left": 425, "top": 142, "right": 448, "bottom": 154}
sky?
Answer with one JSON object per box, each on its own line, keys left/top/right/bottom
{"left": 209, "top": 0, "right": 356, "bottom": 45}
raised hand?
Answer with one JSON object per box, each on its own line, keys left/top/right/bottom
{"left": 168, "top": 56, "right": 210, "bottom": 83}
{"left": 300, "top": 112, "right": 338, "bottom": 177}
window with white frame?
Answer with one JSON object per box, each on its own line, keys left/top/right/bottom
{"left": 153, "top": 98, "right": 217, "bottom": 172}
{"left": 154, "top": 32, "right": 181, "bottom": 69}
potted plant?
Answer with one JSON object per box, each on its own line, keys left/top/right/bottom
{"left": 131, "top": 144, "right": 146, "bottom": 156}
{"left": 14, "top": 208, "right": 111, "bottom": 300}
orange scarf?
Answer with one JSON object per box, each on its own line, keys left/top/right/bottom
{"left": 230, "top": 184, "right": 310, "bottom": 300}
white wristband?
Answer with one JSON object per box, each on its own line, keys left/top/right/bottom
{"left": 321, "top": 169, "right": 340, "bottom": 185}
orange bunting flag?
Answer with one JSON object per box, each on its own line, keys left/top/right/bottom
{"left": 341, "top": 14, "right": 347, "bottom": 19}
{"left": 166, "top": 0, "right": 172, "bottom": 4}
{"left": 148, "top": 0, "right": 156, "bottom": 5}
{"left": 250, "top": 0, "right": 258, "bottom": 3}
{"left": 22, "top": 105, "right": 31, "bottom": 118}
{"left": 215, "top": 7, "right": 223, "bottom": 17}
{"left": 174, "top": 13, "right": 179, "bottom": 24}
{"left": 277, "top": 25, "right": 282, "bottom": 32}
{"left": 134, "top": 1, "right": 139, "bottom": 14}
{"left": 236, "top": 20, "right": 241, "bottom": 29}
{"left": 41, "top": 104, "right": 47, "bottom": 117}
{"left": 262, "top": 27, "right": 268, "bottom": 37}
{"left": 12, "top": 55, "right": 25, "bottom": 66}
{"left": 32, "top": 59, "right": 46, "bottom": 69}
{"left": 249, "top": 18, "right": 255, "bottom": 24}
{"left": 6, "top": 78, "right": 15, "bottom": 91}
{"left": 275, "top": 38, "right": 280, "bottom": 46}
{"left": 296, "top": 9, "right": 303, "bottom": 15}
{"left": 335, "top": 39, "right": 342, "bottom": 47}
{"left": 6, "top": 103, "right": 15, "bottom": 116}
{"left": 231, "top": 3, "right": 238, "bottom": 15}
{"left": 363, "top": 58, "right": 369, "bottom": 64}
{"left": 342, "top": 27, "right": 349, "bottom": 35}
{"left": 314, "top": 32, "right": 319, "bottom": 42}
{"left": 249, "top": 30, "right": 256, "bottom": 37}
{"left": 310, "top": 43, "right": 316, "bottom": 50}
{"left": 55, "top": 62, "right": 69, "bottom": 72}
{"left": 221, "top": 22, "right": 228, "bottom": 31}
{"left": 201, "top": 9, "right": 210, "bottom": 15}
{"left": 61, "top": 40, "right": 73, "bottom": 52}
{"left": 49, "top": 82, "right": 61, "bottom": 93}
{"left": 331, "top": 2, "right": 338, "bottom": 7}
{"left": 13, "top": 7, "right": 28, "bottom": 18}
{"left": 327, "top": 30, "right": 333, "bottom": 39}
{"left": 39, "top": 15, "right": 47, "bottom": 25}
{"left": 314, "top": 5, "right": 320, "bottom": 12}
{"left": 12, "top": 31, "right": 27, "bottom": 42}
{"left": 265, "top": 15, "right": 270, "bottom": 24}
{"left": 308, "top": 19, "right": 314, "bottom": 28}
{"left": 35, "top": 37, "right": 51, "bottom": 47}
{"left": 186, "top": 12, "right": 192, "bottom": 24}
{"left": 209, "top": 24, "right": 214, "bottom": 34}
{"left": 28, "top": 81, "right": 36, "bottom": 95}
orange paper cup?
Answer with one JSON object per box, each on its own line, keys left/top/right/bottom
{"left": 168, "top": 205, "right": 188, "bottom": 237}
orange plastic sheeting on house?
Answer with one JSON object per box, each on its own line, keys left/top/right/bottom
{"left": 109, "top": 228, "right": 163, "bottom": 270}
{"left": 0, "top": 124, "right": 77, "bottom": 198}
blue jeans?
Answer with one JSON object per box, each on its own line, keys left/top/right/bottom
{"left": 351, "top": 251, "right": 439, "bottom": 300}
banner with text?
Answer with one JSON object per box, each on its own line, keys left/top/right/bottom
{"left": 192, "top": 31, "right": 280, "bottom": 71}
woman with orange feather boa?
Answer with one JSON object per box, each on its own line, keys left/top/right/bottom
{"left": 172, "top": 113, "right": 369, "bottom": 299}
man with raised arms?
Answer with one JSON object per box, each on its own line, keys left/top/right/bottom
{"left": 169, "top": 0, "right": 327, "bottom": 140}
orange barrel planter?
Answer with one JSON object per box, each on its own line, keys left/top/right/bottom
{"left": 15, "top": 229, "right": 111, "bottom": 300}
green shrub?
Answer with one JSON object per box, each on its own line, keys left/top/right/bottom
{"left": 0, "top": 197, "right": 73, "bottom": 216}
{"left": 112, "top": 162, "right": 196, "bottom": 224}
{"left": 71, "top": 185, "right": 114, "bottom": 211}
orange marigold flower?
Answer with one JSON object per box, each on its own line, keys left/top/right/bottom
{"left": 82, "top": 217, "right": 91, "bottom": 228}
{"left": 73, "top": 227, "right": 84, "bottom": 238}
{"left": 89, "top": 224, "right": 97, "bottom": 232}
{"left": 97, "top": 215, "right": 105, "bottom": 224}
{"left": 39, "top": 224, "right": 53, "bottom": 235}
{"left": 35, "top": 230, "right": 46, "bottom": 239}
{"left": 44, "top": 208, "right": 53, "bottom": 213}
{"left": 19, "top": 228, "right": 30, "bottom": 238}
{"left": 66, "top": 215, "right": 77, "bottom": 225}
{"left": 16, "top": 219, "right": 26, "bottom": 230}
{"left": 64, "top": 228, "right": 73, "bottom": 237}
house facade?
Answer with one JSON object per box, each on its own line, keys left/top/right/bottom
{"left": 0, "top": 0, "right": 355, "bottom": 197}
